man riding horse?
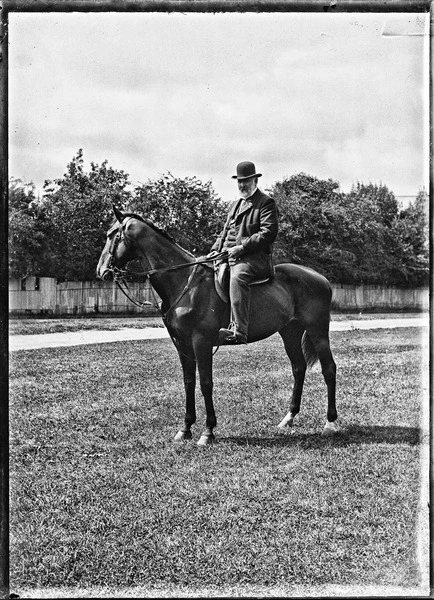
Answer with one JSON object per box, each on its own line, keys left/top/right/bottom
{"left": 208, "top": 161, "right": 279, "bottom": 345}
{"left": 97, "top": 179, "right": 337, "bottom": 442}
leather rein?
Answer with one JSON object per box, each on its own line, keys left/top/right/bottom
{"left": 106, "top": 222, "right": 227, "bottom": 319}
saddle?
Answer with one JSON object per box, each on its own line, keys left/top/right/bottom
{"left": 214, "top": 262, "right": 270, "bottom": 303}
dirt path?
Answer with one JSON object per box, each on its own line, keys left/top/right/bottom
{"left": 9, "top": 316, "right": 429, "bottom": 352}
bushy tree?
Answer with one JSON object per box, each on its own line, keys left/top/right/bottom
{"left": 270, "top": 175, "right": 429, "bottom": 286}
{"left": 271, "top": 174, "right": 358, "bottom": 282}
{"left": 8, "top": 178, "right": 48, "bottom": 278}
{"left": 343, "top": 182, "right": 399, "bottom": 284}
{"left": 9, "top": 153, "right": 428, "bottom": 287}
{"left": 9, "top": 154, "right": 228, "bottom": 281}
{"left": 345, "top": 183, "right": 429, "bottom": 285}
{"left": 129, "top": 172, "right": 227, "bottom": 255}
{"left": 39, "top": 149, "right": 133, "bottom": 280}
{"left": 393, "top": 189, "right": 429, "bottom": 285}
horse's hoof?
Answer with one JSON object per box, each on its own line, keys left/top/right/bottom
{"left": 197, "top": 433, "right": 215, "bottom": 446}
{"left": 277, "top": 417, "right": 293, "bottom": 430}
{"left": 322, "top": 421, "right": 337, "bottom": 436}
{"left": 174, "top": 430, "right": 192, "bottom": 442}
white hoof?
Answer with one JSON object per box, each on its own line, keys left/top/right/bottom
{"left": 174, "top": 430, "right": 192, "bottom": 442}
{"left": 277, "top": 422, "right": 296, "bottom": 435}
{"left": 322, "top": 421, "right": 337, "bottom": 436}
{"left": 277, "top": 414, "right": 294, "bottom": 430}
{"left": 197, "top": 434, "right": 215, "bottom": 446}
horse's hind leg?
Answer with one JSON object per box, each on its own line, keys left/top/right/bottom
{"left": 277, "top": 322, "right": 307, "bottom": 432}
{"left": 307, "top": 327, "right": 337, "bottom": 435}
{"left": 174, "top": 344, "right": 197, "bottom": 442}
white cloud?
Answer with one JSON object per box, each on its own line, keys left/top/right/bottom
{"left": 9, "top": 11, "right": 429, "bottom": 201}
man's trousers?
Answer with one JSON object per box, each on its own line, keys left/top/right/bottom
{"left": 228, "top": 261, "right": 259, "bottom": 336}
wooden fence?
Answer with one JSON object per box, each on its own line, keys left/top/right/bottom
{"left": 329, "top": 283, "right": 429, "bottom": 312}
{"left": 8, "top": 277, "right": 160, "bottom": 316}
{"left": 8, "top": 276, "right": 429, "bottom": 316}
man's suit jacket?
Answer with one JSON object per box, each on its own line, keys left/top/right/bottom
{"left": 211, "top": 188, "right": 279, "bottom": 277}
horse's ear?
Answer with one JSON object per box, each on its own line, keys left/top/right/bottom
{"left": 113, "top": 205, "right": 124, "bottom": 223}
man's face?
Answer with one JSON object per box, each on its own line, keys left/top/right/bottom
{"left": 238, "top": 176, "right": 257, "bottom": 199}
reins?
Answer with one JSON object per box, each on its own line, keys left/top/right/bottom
{"left": 111, "top": 250, "right": 228, "bottom": 317}
{"left": 106, "top": 220, "right": 228, "bottom": 357}
{"left": 143, "top": 253, "right": 228, "bottom": 277}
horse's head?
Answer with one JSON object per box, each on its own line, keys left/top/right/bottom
{"left": 96, "top": 206, "right": 137, "bottom": 280}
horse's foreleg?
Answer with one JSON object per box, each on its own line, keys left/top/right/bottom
{"left": 193, "top": 336, "right": 216, "bottom": 446}
{"left": 174, "top": 346, "right": 197, "bottom": 442}
{"left": 277, "top": 323, "right": 306, "bottom": 432}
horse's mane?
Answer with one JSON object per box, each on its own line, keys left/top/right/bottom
{"left": 114, "top": 212, "right": 195, "bottom": 258}
{"left": 121, "top": 212, "right": 177, "bottom": 243}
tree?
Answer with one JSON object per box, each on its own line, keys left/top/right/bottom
{"left": 9, "top": 155, "right": 227, "bottom": 281}
{"left": 8, "top": 178, "right": 48, "bottom": 278}
{"left": 270, "top": 174, "right": 429, "bottom": 286}
{"left": 342, "top": 182, "right": 399, "bottom": 284}
{"left": 349, "top": 182, "right": 399, "bottom": 227}
{"left": 39, "top": 149, "right": 133, "bottom": 280}
{"left": 346, "top": 184, "right": 429, "bottom": 285}
{"left": 270, "top": 173, "right": 358, "bottom": 281}
{"left": 393, "top": 190, "right": 429, "bottom": 286}
{"left": 129, "top": 172, "right": 227, "bottom": 256}
{"left": 10, "top": 154, "right": 428, "bottom": 287}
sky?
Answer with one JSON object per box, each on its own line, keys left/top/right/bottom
{"left": 9, "top": 11, "right": 430, "bottom": 203}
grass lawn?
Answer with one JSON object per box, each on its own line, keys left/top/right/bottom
{"left": 9, "top": 325, "right": 429, "bottom": 597}
{"left": 8, "top": 315, "right": 165, "bottom": 336}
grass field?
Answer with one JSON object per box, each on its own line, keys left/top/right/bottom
{"left": 9, "top": 322, "right": 429, "bottom": 598}
{"left": 8, "top": 315, "right": 165, "bottom": 336}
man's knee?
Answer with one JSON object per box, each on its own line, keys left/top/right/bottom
{"left": 230, "top": 263, "right": 256, "bottom": 285}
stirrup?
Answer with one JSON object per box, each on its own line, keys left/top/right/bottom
{"left": 218, "top": 325, "right": 247, "bottom": 345}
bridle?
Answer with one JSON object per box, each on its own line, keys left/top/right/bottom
{"left": 106, "top": 227, "right": 125, "bottom": 280}
{"left": 104, "top": 220, "right": 228, "bottom": 356}
{"left": 105, "top": 220, "right": 228, "bottom": 318}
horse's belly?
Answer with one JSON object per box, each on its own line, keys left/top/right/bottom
{"left": 248, "top": 280, "right": 293, "bottom": 340}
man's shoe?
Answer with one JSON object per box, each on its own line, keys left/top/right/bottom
{"left": 218, "top": 327, "right": 247, "bottom": 345}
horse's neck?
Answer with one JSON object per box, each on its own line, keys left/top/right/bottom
{"left": 138, "top": 223, "right": 192, "bottom": 268}
{"left": 137, "top": 222, "right": 195, "bottom": 304}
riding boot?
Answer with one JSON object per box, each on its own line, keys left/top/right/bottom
{"left": 218, "top": 323, "right": 247, "bottom": 345}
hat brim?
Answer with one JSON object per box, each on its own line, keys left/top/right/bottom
{"left": 231, "top": 173, "right": 262, "bottom": 180}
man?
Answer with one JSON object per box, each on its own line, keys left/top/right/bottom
{"left": 208, "top": 161, "right": 279, "bottom": 344}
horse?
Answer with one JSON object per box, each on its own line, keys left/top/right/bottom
{"left": 96, "top": 206, "right": 337, "bottom": 445}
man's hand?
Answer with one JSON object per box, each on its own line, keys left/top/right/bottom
{"left": 228, "top": 245, "right": 244, "bottom": 259}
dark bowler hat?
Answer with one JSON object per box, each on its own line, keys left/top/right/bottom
{"left": 232, "top": 161, "right": 262, "bottom": 180}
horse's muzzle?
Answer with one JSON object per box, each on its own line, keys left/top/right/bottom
{"left": 97, "top": 268, "right": 113, "bottom": 281}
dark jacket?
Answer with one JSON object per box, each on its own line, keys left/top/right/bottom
{"left": 211, "top": 188, "right": 279, "bottom": 276}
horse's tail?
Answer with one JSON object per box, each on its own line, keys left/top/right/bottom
{"left": 301, "top": 332, "right": 318, "bottom": 368}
